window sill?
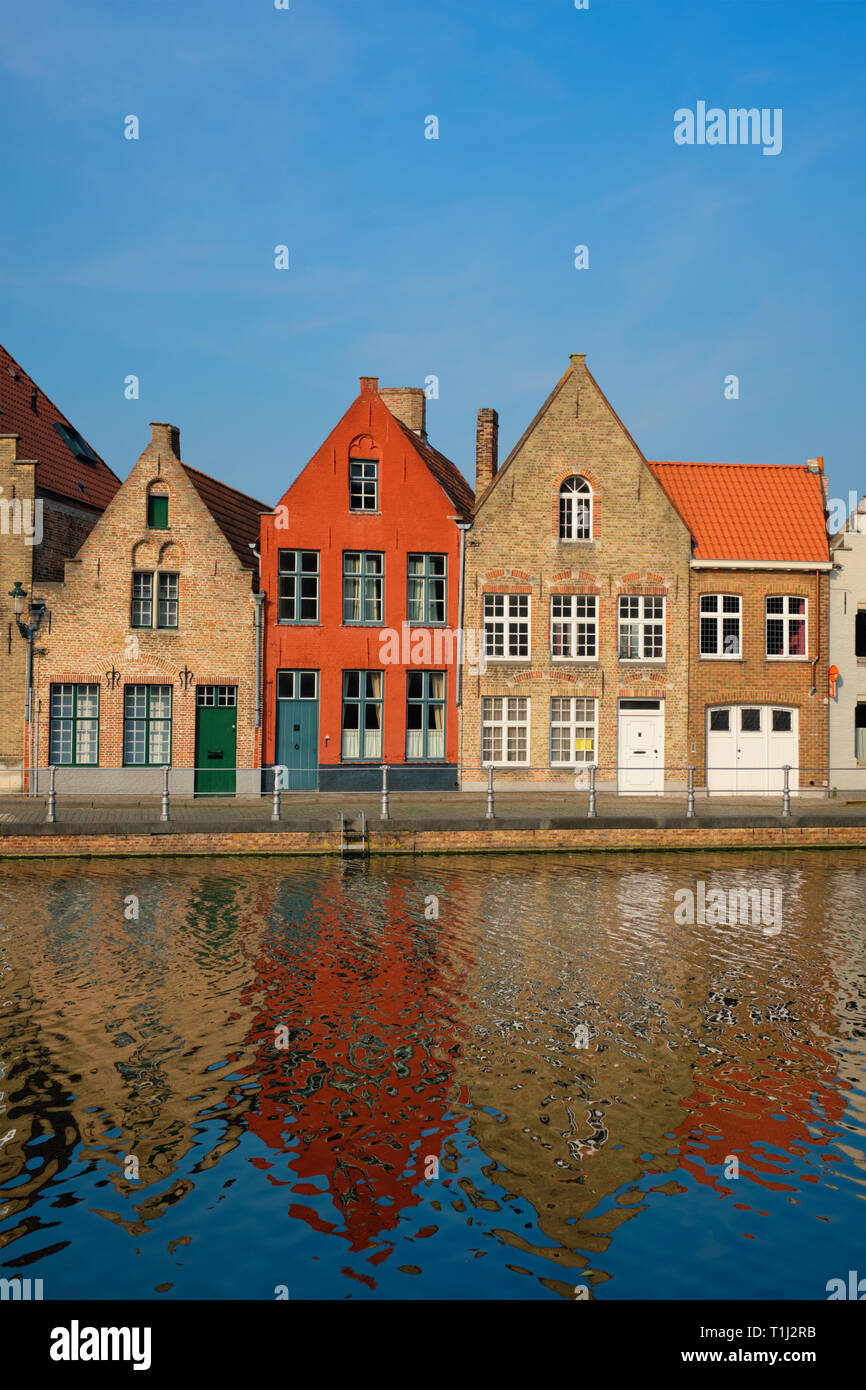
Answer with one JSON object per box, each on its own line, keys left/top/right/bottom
{"left": 277, "top": 621, "right": 321, "bottom": 627}
{"left": 484, "top": 657, "right": 531, "bottom": 664}
{"left": 551, "top": 657, "right": 599, "bottom": 664}
{"left": 765, "top": 656, "right": 809, "bottom": 662}
{"left": 618, "top": 659, "right": 666, "bottom": 665}
{"left": 699, "top": 655, "right": 743, "bottom": 662}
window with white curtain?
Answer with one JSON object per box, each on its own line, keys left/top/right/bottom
{"left": 406, "top": 671, "right": 445, "bottom": 759}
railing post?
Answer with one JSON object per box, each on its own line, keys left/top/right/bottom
{"left": 686, "top": 765, "right": 695, "bottom": 818}
{"left": 160, "top": 765, "right": 170, "bottom": 823}
{"left": 380, "top": 764, "right": 390, "bottom": 821}
{"left": 271, "top": 777, "right": 281, "bottom": 822}
{"left": 46, "top": 765, "right": 56, "bottom": 824}
{"left": 781, "top": 764, "right": 791, "bottom": 818}
{"left": 587, "top": 764, "right": 597, "bottom": 818}
{"left": 485, "top": 764, "right": 495, "bottom": 820}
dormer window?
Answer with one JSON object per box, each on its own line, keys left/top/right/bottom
{"left": 559, "top": 476, "right": 592, "bottom": 540}
{"left": 349, "top": 458, "right": 378, "bottom": 511}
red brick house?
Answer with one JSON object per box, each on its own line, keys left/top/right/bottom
{"left": 260, "top": 377, "right": 474, "bottom": 790}
{"left": 650, "top": 459, "right": 831, "bottom": 793}
{"left": 0, "top": 345, "right": 121, "bottom": 788}
{"left": 32, "top": 422, "right": 270, "bottom": 794}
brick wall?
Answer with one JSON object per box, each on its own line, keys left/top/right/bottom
{"left": 689, "top": 566, "right": 829, "bottom": 788}
{"left": 461, "top": 354, "right": 693, "bottom": 786}
{"left": 0, "top": 435, "right": 36, "bottom": 777}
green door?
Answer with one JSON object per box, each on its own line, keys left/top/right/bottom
{"left": 275, "top": 670, "right": 318, "bottom": 790}
{"left": 195, "top": 686, "right": 238, "bottom": 796}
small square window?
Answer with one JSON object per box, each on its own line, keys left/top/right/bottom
{"left": 299, "top": 672, "right": 317, "bottom": 700}
{"left": 741, "top": 708, "right": 761, "bottom": 732}
{"left": 277, "top": 672, "right": 294, "bottom": 700}
{"left": 709, "top": 709, "right": 730, "bottom": 732}
{"left": 772, "top": 709, "right": 792, "bottom": 733}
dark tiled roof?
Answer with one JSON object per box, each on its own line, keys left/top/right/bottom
{"left": 182, "top": 463, "right": 270, "bottom": 572}
{"left": 392, "top": 418, "right": 474, "bottom": 519}
{"left": 0, "top": 344, "right": 121, "bottom": 510}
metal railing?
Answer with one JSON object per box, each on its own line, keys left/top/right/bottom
{"left": 1, "top": 761, "right": 863, "bottom": 827}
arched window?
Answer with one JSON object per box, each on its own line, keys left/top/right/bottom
{"left": 559, "top": 476, "right": 592, "bottom": 541}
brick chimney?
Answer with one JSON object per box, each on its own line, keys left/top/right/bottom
{"left": 476, "top": 407, "right": 498, "bottom": 494}
{"left": 380, "top": 386, "right": 426, "bottom": 436}
{"left": 149, "top": 422, "right": 180, "bottom": 457}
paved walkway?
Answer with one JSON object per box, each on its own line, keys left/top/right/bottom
{"left": 2, "top": 789, "right": 865, "bottom": 835}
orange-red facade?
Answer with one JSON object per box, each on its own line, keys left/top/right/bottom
{"left": 260, "top": 377, "right": 473, "bottom": 789}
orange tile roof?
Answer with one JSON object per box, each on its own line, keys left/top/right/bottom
{"left": 648, "top": 460, "right": 830, "bottom": 563}
{"left": 0, "top": 344, "right": 121, "bottom": 511}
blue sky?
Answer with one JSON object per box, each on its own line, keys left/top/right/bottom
{"left": 2, "top": 0, "right": 865, "bottom": 509}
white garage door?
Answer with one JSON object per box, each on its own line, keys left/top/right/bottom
{"left": 706, "top": 705, "right": 798, "bottom": 795}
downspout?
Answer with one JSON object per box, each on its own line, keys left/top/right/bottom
{"left": 455, "top": 521, "right": 472, "bottom": 790}
{"left": 253, "top": 590, "right": 264, "bottom": 731}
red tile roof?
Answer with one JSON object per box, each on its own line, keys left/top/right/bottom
{"left": 0, "top": 344, "right": 121, "bottom": 511}
{"left": 182, "top": 463, "right": 270, "bottom": 571}
{"left": 392, "top": 419, "right": 474, "bottom": 520}
{"left": 648, "top": 460, "right": 830, "bottom": 563}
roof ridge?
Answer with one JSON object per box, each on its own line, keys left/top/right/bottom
{"left": 650, "top": 459, "right": 815, "bottom": 471}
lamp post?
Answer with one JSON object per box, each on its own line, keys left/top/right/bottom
{"left": 8, "top": 582, "right": 47, "bottom": 790}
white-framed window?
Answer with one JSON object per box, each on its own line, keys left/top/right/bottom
{"left": 766, "top": 595, "right": 807, "bottom": 658}
{"left": 483, "top": 593, "right": 530, "bottom": 659}
{"left": 559, "top": 476, "right": 592, "bottom": 541}
{"left": 482, "top": 696, "right": 529, "bottom": 765}
{"left": 551, "top": 593, "right": 597, "bottom": 659}
{"left": 618, "top": 595, "right": 665, "bottom": 660}
{"left": 699, "top": 594, "right": 741, "bottom": 657}
{"left": 550, "top": 697, "right": 597, "bottom": 765}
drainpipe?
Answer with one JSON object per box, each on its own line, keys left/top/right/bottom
{"left": 455, "top": 521, "right": 472, "bottom": 709}
{"left": 253, "top": 591, "right": 264, "bottom": 731}
{"left": 455, "top": 520, "right": 472, "bottom": 792}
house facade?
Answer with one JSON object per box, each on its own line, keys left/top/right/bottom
{"left": 829, "top": 498, "right": 866, "bottom": 790}
{"left": 32, "top": 422, "right": 269, "bottom": 794}
{"left": 651, "top": 460, "right": 831, "bottom": 794}
{"left": 260, "top": 376, "right": 474, "bottom": 790}
{"left": 0, "top": 345, "right": 121, "bottom": 788}
{"left": 461, "top": 354, "right": 693, "bottom": 790}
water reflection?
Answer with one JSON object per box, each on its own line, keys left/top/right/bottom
{"left": 0, "top": 851, "right": 864, "bottom": 1299}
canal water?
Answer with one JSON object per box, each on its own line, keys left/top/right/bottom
{"left": 1, "top": 851, "right": 864, "bottom": 1301}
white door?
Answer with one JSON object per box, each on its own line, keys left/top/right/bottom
{"left": 618, "top": 701, "right": 664, "bottom": 793}
{"left": 706, "top": 706, "right": 798, "bottom": 795}
{"left": 736, "top": 706, "right": 766, "bottom": 792}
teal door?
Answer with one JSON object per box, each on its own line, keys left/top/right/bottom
{"left": 195, "top": 686, "right": 238, "bottom": 796}
{"left": 275, "top": 670, "right": 319, "bottom": 790}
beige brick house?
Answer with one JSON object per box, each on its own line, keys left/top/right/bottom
{"left": 31, "top": 422, "right": 270, "bottom": 794}
{"left": 1, "top": 346, "right": 121, "bottom": 788}
{"left": 461, "top": 354, "right": 693, "bottom": 790}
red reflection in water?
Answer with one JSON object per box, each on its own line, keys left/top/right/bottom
{"left": 675, "top": 1044, "right": 849, "bottom": 1194}
{"left": 234, "top": 876, "right": 470, "bottom": 1253}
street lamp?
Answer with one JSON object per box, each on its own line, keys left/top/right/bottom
{"left": 8, "top": 580, "right": 47, "bottom": 739}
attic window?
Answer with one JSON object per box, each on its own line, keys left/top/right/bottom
{"left": 53, "top": 422, "right": 100, "bottom": 466}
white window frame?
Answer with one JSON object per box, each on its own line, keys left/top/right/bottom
{"left": 766, "top": 595, "right": 808, "bottom": 660}
{"left": 618, "top": 594, "right": 666, "bottom": 661}
{"left": 699, "top": 593, "right": 741, "bottom": 658}
{"left": 550, "top": 593, "right": 598, "bottom": 661}
{"left": 482, "top": 696, "right": 530, "bottom": 766}
{"left": 550, "top": 696, "right": 597, "bottom": 766}
{"left": 483, "top": 593, "right": 530, "bottom": 661}
{"left": 558, "top": 476, "right": 592, "bottom": 541}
